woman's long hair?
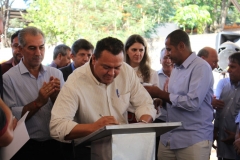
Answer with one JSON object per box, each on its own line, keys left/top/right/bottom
{"left": 124, "top": 34, "right": 151, "bottom": 83}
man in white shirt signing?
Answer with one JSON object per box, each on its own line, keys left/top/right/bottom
{"left": 50, "top": 37, "right": 157, "bottom": 160}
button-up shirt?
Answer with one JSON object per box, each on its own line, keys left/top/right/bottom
{"left": 161, "top": 53, "right": 214, "bottom": 149}
{"left": 157, "top": 68, "right": 168, "bottom": 121}
{"left": 214, "top": 78, "right": 240, "bottom": 159}
{"left": 50, "top": 62, "right": 156, "bottom": 142}
{"left": 3, "top": 60, "right": 64, "bottom": 141}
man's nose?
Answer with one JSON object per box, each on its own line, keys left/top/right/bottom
{"left": 84, "top": 56, "right": 89, "bottom": 62}
{"left": 107, "top": 68, "right": 115, "bottom": 76}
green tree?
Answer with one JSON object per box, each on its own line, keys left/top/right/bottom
{"left": 23, "top": 0, "right": 176, "bottom": 45}
{"left": 178, "top": 0, "right": 238, "bottom": 32}
{"left": 171, "top": 5, "right": 211, "bottom": 34}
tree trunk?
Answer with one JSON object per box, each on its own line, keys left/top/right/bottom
{"left": 212, "top": 0, "right": 219, "bottom": 32}
{"left": 1, "top": 0, "right": 14, "bottom": 48}
{"left": 219, "top": 0, "right": 231, "bottom": 32}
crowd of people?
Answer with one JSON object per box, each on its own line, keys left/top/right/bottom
{"left": 1, "top": 13, "right": 240, "bottom": 160}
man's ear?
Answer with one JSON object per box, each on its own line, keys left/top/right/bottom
{"left": 178, "top": 41, "right": 185, "bottom": 50}
{"left": 70, "top": 53, "right": 74, "bottom": 60}
{"left": 201, "top": 56, "right": 206, "bottom": 60}
{"left": 91, "top": 55, "right": 96, "bottom": 65}
{"left": 57, "top": 53, "right": 62, "bottom": 60}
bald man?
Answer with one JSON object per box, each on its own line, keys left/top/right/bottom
{"left": 197, "top": 47, "right": 218, "bottom": 70}
{"left": 198, "top": 47, "right": 224, "bottom": 111}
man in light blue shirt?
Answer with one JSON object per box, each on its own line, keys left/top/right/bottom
{"left": 145, "top": 29, "right": 214, "bottom": 160}
{"left": 157, "top": 48, "right": 173, "bottom": 122}
{"left": 154, "top": 48, "right": 173, "bottom": 160}
{"left": 3, "top": 27, "right": 69, "bottom": 160}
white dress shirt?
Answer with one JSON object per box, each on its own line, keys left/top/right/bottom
{"left": 50, "top": 62, "right": 156, "bottom": 142}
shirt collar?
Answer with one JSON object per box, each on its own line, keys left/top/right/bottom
{"left": 86, "top": 61, "right": 102, "bottom": 85}
{"left": 175, "top": 52, "right": 197, "bottom": 69}
{"left": 231, "top": 80, "right": 240, "bottom": 88}
{"left": 158, "top": 68, "right": 169, "bottom": 77}
{"left": 158, "top": 68, "right": 164, "bottom": 75}
{"left": 50, "top": 61, "right": 57, "bottom": 68}
{"left": 71, "top": 62, "right": 75, "bottom": 71}
{"left": 18, "top": 59, "right": 46, "bottom": 75}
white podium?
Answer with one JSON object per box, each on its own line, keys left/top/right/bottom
{"left": 75, "top": 122, "right": 181, "bottom": 160}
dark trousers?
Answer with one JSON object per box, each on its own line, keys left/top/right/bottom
{"left": 236, "top": 153, "right": 240, "bottom": 160}
{"left": 73, "top": 145, "right": 91, "bottom": 160}
{"left": 11, "top": 139, "right": 73, "bottom": 160}
{"left": 153, "top": 119, "right": 166, "bottom": 160}
{"left": 218, "top": 158, "right": 235, "bottom": 160}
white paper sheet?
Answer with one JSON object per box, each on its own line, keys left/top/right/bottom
{"left": 0, "top": 111, "right": 30, "bottom": 160}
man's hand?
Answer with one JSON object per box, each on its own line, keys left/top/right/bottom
{"left": 48, "top": 76, "right": 61, "bottom": 103}
{"left": 144, "top": 86, "right": 162, "bottom": 98}
{"left": 35, "top": 81, "right": 54, "bottom": 107}
{"left": 93, "top": 116, "right": 119, "bottom": 130}
{"left": 221, "top": 129, "right": 235, "bottom": 145}
{"left": 153, "top": 98, "right": 162, "bottom": 114}
{"left": 234, "top": 138, "right": 240, "bottom": 155}
{"left": 22, "top": 77, "right": 61, "bottom": 120}
{"left": 212, "top": 97, "right": 224, "bottom": 110}
{"left": 164, "top": 78, "right": 169, "bottom": 92}
{"left": 144, "top": 86, "right": 170, "bottom": 104}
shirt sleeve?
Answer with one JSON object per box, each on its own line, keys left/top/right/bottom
{"left": 3, "top": 73, "right": 23, "bottom": 120}
{"left": 50, "top": 78, "right": 79, "bottom": 143}
{"left": 214, "top": 79, "right": 225, "bottom": 128}
{"left": 169, "top": 63, "right": 213, "bottom": 111}
{"left": 214, "top": 78, "right": 225, "bottom": 99}
{"left": 129, "top": 68, "right": 157, "bottom": 121}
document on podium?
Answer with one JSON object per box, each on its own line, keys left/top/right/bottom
{"left": 0, "top": 111, "right": 30, "bottom": 160}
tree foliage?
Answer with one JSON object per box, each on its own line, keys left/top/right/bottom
{"left": 176, "top": 0, "right": 239, "bottom": 32}
{"left": 171, "top": 5, "right": 211, "bottom": 34}
{"left": 24, "top": 0, "right": 176, "bottom": 45}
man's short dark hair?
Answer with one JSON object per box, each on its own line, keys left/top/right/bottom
{"left": 94, "top": 37, "right": 124, "bottom": 59}
{"left": 53, "top": 44, "right": 71, "bottom": 60}
{"left": 197, "top": 48, "right": 209, "bottom": 58}
{"left": 229, "top": 52, "right": 240, "bottom": 65}
{"left": 11, "top": 30, "right": 21, "bottom": 44}
{"left": 71, "top": 39, "right": 94, "bottom": 55}
{"left": 166, "top": 29, "right": 191, "bottom": 50}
